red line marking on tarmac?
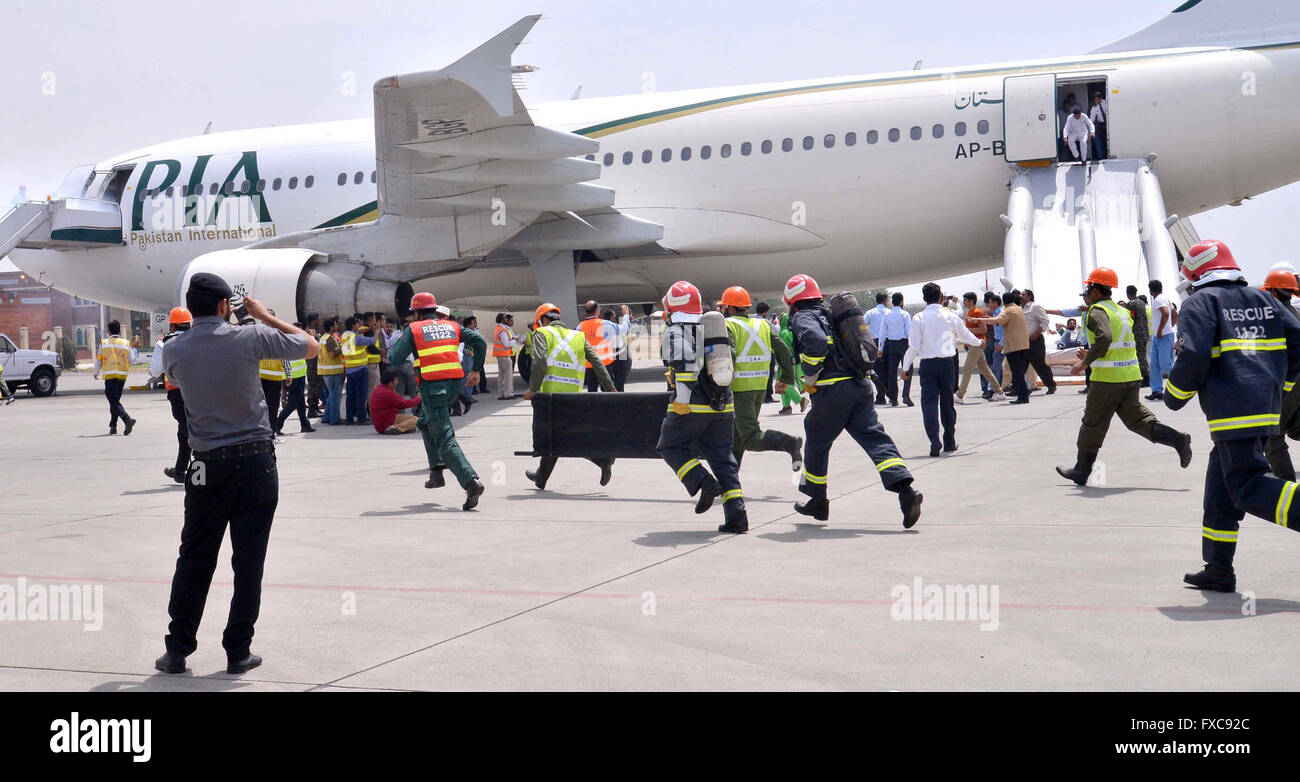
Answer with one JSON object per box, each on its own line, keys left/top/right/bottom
{"left": 0, "top": 572, "right": 1288, "bottom": 615}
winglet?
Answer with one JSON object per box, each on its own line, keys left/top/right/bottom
{"left": 443, "top": 14, "right": 541, "bottom": 117}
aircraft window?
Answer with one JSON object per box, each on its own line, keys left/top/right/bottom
{"left": 909, "top": 126, "right": 922, "bottom": 141}
{"left": 803, "top": 136, "right": 815, "bottom": 150}
{"left": 273, "top": 178, "right": 282, "bottom": 191}
{"left": 370, "top": 170, "right": 376, "bottom": 183}
{"left": 603, "top": 153, "right": 614, "bottom": 166}
{"left": 681, "top": 147, "right": 692, "bottom": 161}
{"left": 337, "top": 173, "right": 347, "bottom": 186}
{"left": 955, "top": 122, "right": 967, "bottom": 137}
{"left": 584, "top": 154, "right": 594, "bottom": 161}
{"left": 222, "top": 182, "right": 233, "bottom": 195}
{"left": 761, "top": 140, "right": 773, "bottom": 154}
{"left": 781, "top": 138, "right": 793, "bottom": 152}
{"left": 700, "top": 145, "right": 711, "bottom": 160}
{"left": 661, "top": 148, "right": 672, "bottom": 162}
{"left": 977, "top": 120, "right": 990, "bottom": 134}
{"left": 720, "top": 144, "right": 731, "bottom": 158}
{"left": 642, "top": 150, "right": 652, "bottom": 163}
{"left": 257, "top": 179, "right": 267, "bottom": 193}
{"left": 932, "top": 124, "right": 944, "bottom": 139}
{"left": 305, "top": 176, "right": 314, "bottom": 188}
{"left": 823, "top": 134, "right": 835, "bottom": 149}
{"left": 241, "top": 181, "right": 252, "bottom": 194}
{"left": 354, "top": 171, "right": 364, "bottom": 185}
{"left": 867, "top": 130, "right": 879, "bottom": 144}
{"left": 288, "top": 176, "right": 298, "bottom": 190}
{"left": 888, "top": 129, "right": 900, "bottom": 142}
{"left": 740, "top": 142, "right": 752, "bottom": 156}
{"left": 623, "top": 151, "right": 634, "bottom": 165}
{"left": 845, "top": 132, "right": 857, "bottom": 146}
{"left": 179, "top": 185, "right": 188, "bottom": 196}
{"left": 165, "top": 187, "right": 174, "bottom": 197}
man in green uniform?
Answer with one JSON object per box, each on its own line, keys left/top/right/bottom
{"left": 719, "top": 285, "right": 802, "bottom": 469}
{"left": 1055, "top": 267, "right": 1193, "bottom": 486}
{"left": 385, "top": 292, "right": 486, "bottom": 510}
{"left": 521, "top": 302, "right": 617, "bottom": 489}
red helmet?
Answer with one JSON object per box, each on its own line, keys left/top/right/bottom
{"left": 1182, "top": 240, "right": 1240, "bottom": 282}
{"left": 410, "top": 292, "right": 437, "bottom": 311}
{"left": 782, "top": 274, "right": 823, "bottom": 305}
{"left": 1084, "top": 267, "right": 1119, "bottom": 289}
{"left": 663, "top": 281, "right": 703, "bottom": 315}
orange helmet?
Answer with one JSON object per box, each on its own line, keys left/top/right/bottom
{"left": 1182, "top": 239, "right": 1240, "bottom": 282}
{"left": 663, "top": 281, "right": 703, "bottom": 315}
{"left": 1263, "top": 269, "right": 1300, "bottom": 293}
{"left": 782, "top": 274, "right": 823, "bottom": 305}
{"left": 720, "top": 286, "right": 751, "bottom": 308}
{"left": 533, "top": 302, "right": 561, "bottom": 328}
{"left": 168, "top": 307, "right": 192, "bottom": 325}
{"left": 410, "top": 292, "right": 437, "bottom": 311}
{"left": 1084, "top": 267, "right": 1119, "bottom": 289}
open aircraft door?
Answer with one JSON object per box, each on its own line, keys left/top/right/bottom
{"left": 1002, "top": 73, "right": 1058, "bottom": 164}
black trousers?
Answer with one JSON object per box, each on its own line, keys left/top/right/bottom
{"left": 658, "top": 412, "right": 741, "bottom": 501}
{"left": 885, "top": 339, "right": 912, "bottom": 404}
{"left": 1004, "top": 349, "right": 1030, "bottom": 401}
{"left": 104, "top": 378, "right": 129, "bottom": 427}
{"left": 873, "top": 349, "right": 889, "bottom": 403}
{"left": 611, "top": 357, "right": 632, "bottom": 392}
{"left": 260, "top": 379, "right": 282, "bottom": 430}
{"left": 801, "top": 378, "right": 911, "bottom": 500}
{"left": 1027, "top": 336, "right": 1057, "bottom": 391}
{"left": 276, "top": 377, "right": 309, "bottom": 431}
{"left": 306, "top": 359, "right": 321, "bottom": 415}
{"left": 1202, "top": 437, "right": 1300, "bottom": 571}
{"left": 167, "top": 388, "right": 190, "bottom": 474}
{"left": 584, "top": 365, "right": 612, "bottom": 392}
{"left": 165, "top": 449, "right": 278, "bottom": 658}
{"left": 918, "top": 357, "right": 957, "bottom": 450}
{"left": 531, "top": 455, "right": 612, "bottom": 485}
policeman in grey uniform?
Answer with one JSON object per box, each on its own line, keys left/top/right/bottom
{"left": 154, "top": 273, "right": 318, "bottom": 676}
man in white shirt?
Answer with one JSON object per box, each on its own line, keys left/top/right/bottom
{"left": 1147, "top": 279, "right": 1177, "bottom": 401}
{"left": 865, "top": 292, "right": 890, "bottom": 403}
{"left": 1021, "top": 289, "right": 1058, "bottom": 394}
{"left": 1089, "top": 93, "right": 1109, "bottom": 160}
{"left": 1063, "top": 105, "right": 1096, "bottom": 163}
{"left": 903, "top": 283, "right": 982, "bottom": 456}
{"left": 605, "top": 305, "right": 633, "bottom": 391}
{"left": 882, "top": 292, "right": 914, "bottom": 406}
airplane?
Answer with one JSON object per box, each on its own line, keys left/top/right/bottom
{"left": 2, "top": 0, "right": 1298, "bottom": 326}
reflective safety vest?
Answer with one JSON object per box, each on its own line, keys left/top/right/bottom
{"left": 259, "top": 359, "right": 286, "bottom": 381}
{"left": 493, "top": 324, "right": 514, "bottom": 357}
{"left": 317, "top": 334, "right": 344, "bottom": 375}
{"left": 579, "top": 317, "right": 613, "bottom": 368}
{"left": 726, "top": 315, "right": 773, "bottom": 392}
{"left": 1086, "top": 299, "right": 1142, "bottom": 383}
{"left": 98, "top": 336, "right": 131, "bottom": 380}
{"left": 411, "top": 319, "right": 465, "bottom": 381}
{"left": 341, "top": 331, "right": 369, "bottom": 370}
{"left": 538, "top": 325, "right": 588, "bottom": 393}
{"left": 288, "top": 358, "right": 307, "bottom": 379}
{"left": 364, "top": 328, "right": 382, "bottom": 364}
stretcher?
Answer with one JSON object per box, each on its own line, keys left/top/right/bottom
{"left": 515, "top": 392, "right": 672, "bottom": 459}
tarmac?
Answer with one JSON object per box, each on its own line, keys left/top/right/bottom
{"left": 2, "top": 363, "right": 1298, "bottom": 691}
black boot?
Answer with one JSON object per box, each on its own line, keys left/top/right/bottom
{"left": 527, "top": 457, "right": 556, "bottom": 490}
{"left": 898, "top": 485, "right": 923, "bottom": 529}
{"left": 163, "top": 467, "right": 185, "bottom": 484}
{"left": 462, "top": 478, "right": 485, "bottom": 511}
{"left": 1055, "top": 450, "right": 1098, "bottom": 486}
{"left": 794, "top": 497, "right": 829, "bottom": 521}
{"left": 1183, "top": 564, "right": 1236, "bottom": 593}
{"left": 597, "top": 458, "right": 613, "bottom": 487}
{"left": 762, "top": 429, "right": 804, "bottom": 471}
{"left": 425, "top": 468, "right": 445, "bottom": 489}
{"left": 154, "top": 651, "right": 187, "bottom": 674}
{"left": 122, "top": 416, "right": 135, "bottom": 436}
{"left": 1152, "top": 422, "right": 1193, "bottom": 469}
{"left": 718, "top": 498, "right": 749, "bottom": 534}
{"left": 694, "top": 476, "right": 721, "bottom": 514}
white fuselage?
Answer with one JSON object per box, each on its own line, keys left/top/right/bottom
{"left": 12, "top": 43, "right": 1300, "bottom": 312}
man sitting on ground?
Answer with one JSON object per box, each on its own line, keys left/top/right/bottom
{"left": 369, "top": 368, "right": 422, "bottom": 434}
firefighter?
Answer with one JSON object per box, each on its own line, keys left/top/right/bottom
{"left": 1055, "top": 267, "right": 1193, "bottom": 485}
{"left": 1262, "top": 268, "right": 1300, "bottom": 481}
{"left": 521, "top": 303, "right": 617, "bottom": 489}
{"left": 719, "top": 285, "right": 802, "bottom": 469}
{"left": 385, "top": 292, "right": 486, "bottom": 511}
{"left": 785, "top": 274, "right": 922, "bottom": 528}
{"left": 657, "top": 281, "right": 748, "bottom": 534}
{"left": 1164, "top": 240, "right": 1300, "bottom": 592}
{"left": 149, "top": 307, "right": 193, "bottom": 482}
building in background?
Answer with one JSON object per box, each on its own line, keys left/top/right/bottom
{"left": 0, "top": 257, "right": 143, "bottom": 360}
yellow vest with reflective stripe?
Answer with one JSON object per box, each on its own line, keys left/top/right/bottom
{"left": 98, "top": 337, "right": 131, "bottom": 380}
{"left": 288, "top": 358, "right": 307, "bottom": 379}
{"left": 726, "top": 315, "right": 772, "bottom": 392}
{"left": 259, "top": 359, "right": 286, "bottom": 381}
{"left": 341, "top": 331, "right": 368, "bottom": 370}
{"left": 317, "top": 334, "right": 344, "bottom": 375}
{"left": 538, "top": 325, "right": 587, "bottom": 393}
{"left": 1086, "top": 299, "right": 1142, "bottom": 383}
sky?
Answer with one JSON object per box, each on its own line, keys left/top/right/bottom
{"left": 2, "top": 0, "right": 1297, "bottom": 293}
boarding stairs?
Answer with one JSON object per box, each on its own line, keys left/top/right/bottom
{"left": 0, "top": 198, "right": 123, "bottom": 258}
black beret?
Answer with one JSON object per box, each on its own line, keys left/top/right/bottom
{"left": 188, "top": 272, "right": 233, "bottom": 300}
